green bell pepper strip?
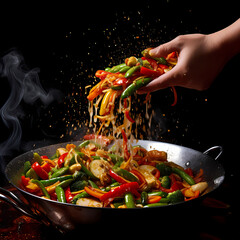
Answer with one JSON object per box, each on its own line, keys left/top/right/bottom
{"left": 172, "top": 167, "right": 195, "bottom": 185}
{"left": 124, "top": 65, "right": 140, "bottom": 78}
{"left": 31, "top": 179, "right": 50, "bottom": 199}
{"left": 55, "top": 185, "right": 66, "bottom": 203}
{"left": 40, "top": 175, "right": 73, "bottom": 187}
{"left": 88, "top": 180, "right": 99, "bottom": 189}
{"left": 121, "top": 77, "right": 152, "bottom": 99}
{"left": 50, "top": 167, "right": 69, "bottom": 179}
{"left": 78, "top": 140, "right": 90, "bottom": 148}
{"left": 58, "top": 179, "right": 73, "bottom": 188}
{"left": 25, "top": 168, "right": 39, "bottom": 179}
{"left": 125, "top": 192, "right": 135, "bottom": 208}
{"left": 113, "top": 167, "right": 139, "bottom": 183}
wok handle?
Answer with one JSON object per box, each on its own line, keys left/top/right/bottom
{"left": 0, "top": 187, "right": 40, "bottom": 221}
{"left": 203, "top": 146, "right": 223, "bottom": 161}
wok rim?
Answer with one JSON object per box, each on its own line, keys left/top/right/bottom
{"left": 5, "top": 139, "right": 225, "bottom": 210}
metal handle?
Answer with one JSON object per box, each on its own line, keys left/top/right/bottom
{"left": 203, "top": 146, "right": 223, "bottom": 160}
{"left": 0, "top": 187, "right": 40, "bottom": 220}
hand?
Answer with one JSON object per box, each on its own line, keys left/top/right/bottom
{"left": 137, "top": 33, "right": 229, "bottom": 93}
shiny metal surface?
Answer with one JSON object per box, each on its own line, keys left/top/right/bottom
{"left": 2, "top": 140, "right": 225, "bottom": 230}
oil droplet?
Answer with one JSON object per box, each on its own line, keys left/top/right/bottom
{"left": 185, "top": 161, "right": 190, "bottom": 167}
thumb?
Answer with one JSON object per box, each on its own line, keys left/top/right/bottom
{"left": 150, "top": 38, "right": 179, "bottom": 58}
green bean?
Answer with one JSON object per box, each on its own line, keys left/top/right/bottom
{"left": 119, "top": 66, "right": 131, "bottom": 73}
{"left": 109, "top": 63, "right": 126, "bottom": 73}
{"left": 31, "top": 179, "right": 50, "bottom": 199}
{"left": 78, "top": 140, "right": 90, "bottom": 148}
{"left": 143, "top": 202, "right": 168, "bottom": 208}
{"left": 51, "top": 167, "right": 69, "bottom": 179}
{"left": 124, "top": 65, "right": 140, "bottom": 78}
{"left": 148, "top": 191, "right": 168, "bottom": 198}
{"left": 55, "top": 185, "right": 66, "bottom": 203}
{"left": 121, "top": 77, "right": 152, "bottom": 99}
{"left": 141, "top": 191, "right": 148, "bottom": 205}
{"left": 71, "top": 191, "right": 89, "bottom": 204}
{"left": 40, "top": 175, "right": 73, "bottom": 186}
{"left": 172, "top": 167, "right": 195, "bottom": 185}
{"left": 125, "top": 192, "right": 135, "bottom": 208}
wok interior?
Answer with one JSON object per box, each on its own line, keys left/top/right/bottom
{"left": 5, "top": 140, "right": 225, "bottom": 197}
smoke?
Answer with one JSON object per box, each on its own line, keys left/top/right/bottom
{"left": 0, "top": 50, "right": 62, "bottom": 158}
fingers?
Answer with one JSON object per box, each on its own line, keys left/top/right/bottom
{"left": 150, "top": 37, "right": 180, "bottom": 58}
{"left": 137, "top": 66, "right": 181, "bottom": 94}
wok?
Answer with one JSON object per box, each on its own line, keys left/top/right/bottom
{"left": 0, "top": 140, "right": 224, "bottom": 230}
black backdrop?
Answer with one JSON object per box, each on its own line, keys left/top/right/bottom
{"left": 0, "top": 1, "right": 239, "bottom": 183}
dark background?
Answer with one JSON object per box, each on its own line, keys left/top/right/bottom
{"left": 0, "top": 0, "right": 239, "bottom": 207}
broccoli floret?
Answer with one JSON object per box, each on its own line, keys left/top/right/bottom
{"left": 167, "top": 190, "right": 184, "bottom": 204}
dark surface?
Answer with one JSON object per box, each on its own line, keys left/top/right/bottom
{"left": 0, "top": 0, "right": 239, "bottom": 238}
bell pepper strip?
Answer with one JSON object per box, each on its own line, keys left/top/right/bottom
{"left": 57, "top": 152, "right": 68, "bottom": 168}
{"left": 41, "top": 162, "right": 51, "bottom": 173}
{"left": 121, "top": 129, "right": 130, "bottom": 160}
{"left": 148, "top": 195, "right": 162, "bottom": 204}
{"left": 99, "top": 89, "right": 113, "bottom": 116}
{"left": 124, "top": 110, "right": 135, "bottom": 123}
{"left": 141, "top": 57, "right": 158, "bottom": 70}
{"left": 111, "top": 77, "right": 129, "bottom": 90}
{"left": 95, "top": 70, "right": 109, "bottom": 80}
{"left": 171, "top": 86, "right": 177, "bottom": 106}
{"left": 100, "top": 182, "right": 140, "bottom": 203}
{"left": 84, "top": 186, "right": 105, "bottom": 199}
{"left": 83, "top": 134, "right": 111, "bottom": 146}
{"left": 185, "top": 190, "right": 200, "bottom": 201}
{"left": 109, "top": 169, "right": 130, "bottom": 184}
{"left": 130, "top": 169, "right": 147, "bottom": 190}
{"left": 33, "top": 153, "right": 44, "bottom": 165}
{"left": 113, "top": 168, "right": 139, "bottom": 183}
{"left": 21, "top": 175, "right": 30, "bottom": 187}
{"left": 140, "top": 66, "right": 162, "bottom": 78}
{"left": 31, "top": 162, "right": 49, "bottom": 180}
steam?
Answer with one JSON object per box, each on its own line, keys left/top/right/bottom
{"left": 0, "top": 50, "right": 62, "bottom": 157}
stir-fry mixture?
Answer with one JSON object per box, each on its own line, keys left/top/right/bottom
{"left": 87, "top": 48, "right": 178, "bottom": 138}
{"left": 21, "top": 47, "right": 208, "bottom": 208}
{"left": 21, "top": 139, "right": 208, "bottom": 208}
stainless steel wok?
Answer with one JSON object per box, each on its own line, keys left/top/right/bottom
{"left": 0, "top": 140, "right": 224, "bottom": 231}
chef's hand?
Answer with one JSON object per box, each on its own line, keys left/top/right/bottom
{"left": 138, "top": 18, "right": 240, "bottom": 94}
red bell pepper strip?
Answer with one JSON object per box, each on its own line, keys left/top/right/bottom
{"left": 31, "top": 162, "right": 49, "bottom": 180}
{"left": 142, "top": 57, "right": 158, "bottom": 70}
{"left": 58, "top": 152, "right": 68, "bottom": 168}
{"left": 112, "top": 77, "right": 129, "bottom": 88}
{"left": 121, "top": 129, "right": 130, "bottom": 160}
{"left": 130, "top": 169, "right": 147, "bottom": 190}
{"left": 41, "top": 162, "right": 51, "bottom": 173}
{"left": 109, "top": 169, "right": 129, "bottom": 184}
{"left": 100, "top": 182, "right": 140, "bottom": 202}
{"left": 148, "top": 195, "right": 162, "bottom": 204}
{"left": 83, "top": 134, "right": 111, "bottom": 146}
{"left": 65, "top": 186, "right": 73, "bottom": 203}
{"left": 21, "top": 175, "right": 30, "bottom": 187}
{"left": 95, "top": 70, "right": 109, "bottom": 80}
{"left": 124, "top": 110, "right": 135, "bottom": 123}
{"left": 140, "top": 66, "right": 162, "bottom": 78}
{"left": 171, "top": 86, "right": 177, "bottom": 107}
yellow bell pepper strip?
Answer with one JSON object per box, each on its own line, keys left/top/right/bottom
{"left": 84, "top": 186, "right": 106, "bottom": 199}
{"left": 99, "top": 89, "right": 113, "bottom": 116}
